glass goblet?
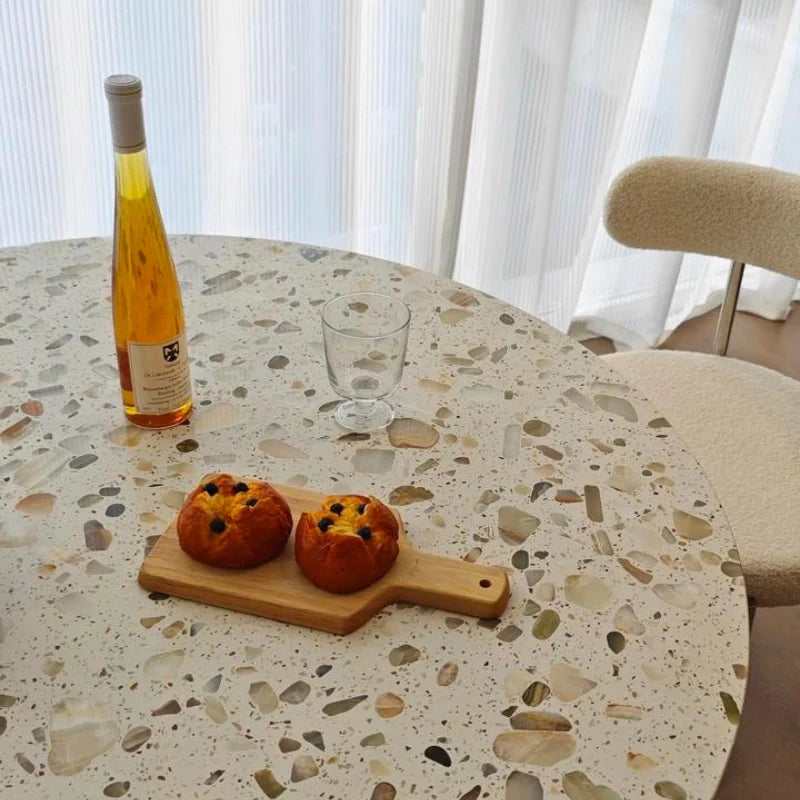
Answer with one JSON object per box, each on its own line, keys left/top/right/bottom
{"left": 321, "top": 292, "right": 411, "bottom": 431}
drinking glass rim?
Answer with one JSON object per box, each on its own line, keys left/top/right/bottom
{"left": 321, "top": 292, "right": 411, "bottom": 339}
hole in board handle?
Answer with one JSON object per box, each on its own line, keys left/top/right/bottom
{"left": 479, "top": 578, "right": 491, "bottom": 588}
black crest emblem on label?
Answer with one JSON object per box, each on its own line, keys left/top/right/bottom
{"left": 163, "top": 341, "right": 180, "bottom": 363}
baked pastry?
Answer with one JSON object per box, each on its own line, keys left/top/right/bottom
{"left": 177, "top": 473, "right": 292, "bottom": 568}
{"left": 295, "top": 495, "right": 400, "bottom": 592}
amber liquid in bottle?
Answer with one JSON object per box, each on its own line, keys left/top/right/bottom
{"left": 106, "top": 75, "right": 192, "bottom": 428}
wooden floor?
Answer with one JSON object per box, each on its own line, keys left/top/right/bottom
{"left": 584, "top": 303, "right": 800, "bottom": 800}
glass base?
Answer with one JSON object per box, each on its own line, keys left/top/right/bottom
{"left": 335, "top": 399, "right": 395, "bottom": 431}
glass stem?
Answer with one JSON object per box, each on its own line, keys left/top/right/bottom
{"left": 352, "top": 399, "right": 376, "bottom": 417}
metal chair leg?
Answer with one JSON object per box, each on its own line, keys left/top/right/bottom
{"left": 713, "top": 260, "right": 745, "bottom": 356}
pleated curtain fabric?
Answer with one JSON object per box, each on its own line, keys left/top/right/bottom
{"left": 570, "top": 0, "right": 800, "bottom": 347}
{"left": 0, "top": 0, "right": 482, "bottom": 278}
{"left": 1, "top": 0, "right": 798, "bottom": 349}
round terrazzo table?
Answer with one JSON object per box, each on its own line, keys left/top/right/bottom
{"left": 0, "top": 236, "right": 748, "bottom": 800}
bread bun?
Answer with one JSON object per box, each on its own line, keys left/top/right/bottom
{"left": 295, "top": 494, "right": 399, "bottom": 592}
{"left": 177, "top": 473, "right": 292, "bottom": 568}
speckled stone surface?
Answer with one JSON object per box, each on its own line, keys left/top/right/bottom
{"left": 0, "top": 236, "right": 748, "bottom": 799}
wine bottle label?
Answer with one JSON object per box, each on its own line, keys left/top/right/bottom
{"left": 127, "top": 332, "right": 191, "bottom": 414}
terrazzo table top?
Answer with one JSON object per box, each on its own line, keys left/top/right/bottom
{"left": 0, "top": 236, "right": 748, "bottom": 800}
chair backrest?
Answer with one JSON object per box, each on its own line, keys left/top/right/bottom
{"left": 604, "top": 156, "right": 800, "bottom": 280}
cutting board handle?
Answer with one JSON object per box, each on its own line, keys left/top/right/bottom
{"left": 391, "top": 549, "right": 510, "bottom": 619}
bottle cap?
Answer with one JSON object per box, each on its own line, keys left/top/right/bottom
{"left": 104, "top": 74, "right": 145, "bottom": 152}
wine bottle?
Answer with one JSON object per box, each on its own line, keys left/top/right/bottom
{"left": 104, "top": 75, "right": 192, "bottom": 428}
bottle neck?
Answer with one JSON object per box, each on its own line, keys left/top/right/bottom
{"left": 114, "top": 148, "right": 153, "bottom": 201}
{"left": 106, "top": 85, "right": 146, "bottom": 153}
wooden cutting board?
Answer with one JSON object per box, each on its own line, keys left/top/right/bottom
{"left": 138, "top": 483, "right": 510, "bottom": 635}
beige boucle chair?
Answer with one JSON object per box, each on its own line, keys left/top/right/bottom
{"left": 603, "top": 156, "right": 800, "bottom": 609}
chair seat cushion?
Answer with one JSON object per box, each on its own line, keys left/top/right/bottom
{"left": 604, "top": 350, "right": 800, "bottom": 607}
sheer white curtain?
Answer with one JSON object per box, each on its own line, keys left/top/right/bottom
{"left": 0, "top": 0, "right": 481, "bottom": 276}
{"left": 1, "top": 0, "right": 798, "bottom": 349}
{"left": 456, "top": 0, "right": 800, "bottom": 347}
{"left": 571, "top": 0, "right": 800, "bottom": 347}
